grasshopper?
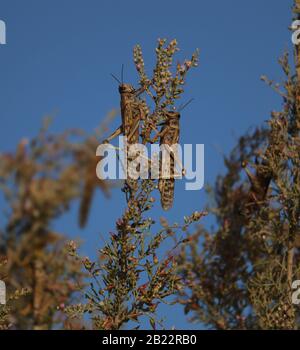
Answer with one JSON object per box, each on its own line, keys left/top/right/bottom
{"left": 242, "top": 158, "right": 272, "bottom": 215}
{"left": 104, "top": 78, "right": 147, "bottom": 197}
{"left": 152, "top": 110, "right": 184, "bottom": 211}
{"left": 77, "top": 136, "right": 111, "bottom": 228}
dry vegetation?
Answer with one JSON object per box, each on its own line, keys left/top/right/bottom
{"left": 1, "top": 0, "right": 300, "bottom": 330}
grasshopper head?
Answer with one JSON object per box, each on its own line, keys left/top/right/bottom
{"left": 165, "top": 110, "right": 180, "bottom": 120}
{"left": 158, "top": 110, "right": 180, "bottom": 127}
{"left": 119, "top": 84, "right": 135, "bottom": 94}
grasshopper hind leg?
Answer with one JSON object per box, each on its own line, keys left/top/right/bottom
{"left": 159, "top": 178, "right": 175, "bottom": 211}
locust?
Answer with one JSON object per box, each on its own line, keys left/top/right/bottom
{"left": 79, "top": 152, "right": 110, "bottom": 228}
{"left": 152, "top": 110, "right": 184, "bottom": 211}
{"left": 104, "top": 77, "right": 147, "bottom": 198}
{"left": 242, "top": 158, "right": 272, "bottom": 214}
{"left": 77, "top": 136, "right": 111, "bottom": 228}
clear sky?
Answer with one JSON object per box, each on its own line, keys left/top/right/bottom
{"left": 0, "top": 0, "right": 294, "bottom": 329}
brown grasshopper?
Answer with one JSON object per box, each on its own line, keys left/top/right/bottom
{"left": 77, "top": 136, "right": 111, "bottom": 228}
{"left": 242, "top": 158, "right": 272, "bottom": 214}
{"left": 104, "top": 78, "right": 147, "bottom": 197}
{"left": 152, "top": 110, "right": 184, "bottom": 210}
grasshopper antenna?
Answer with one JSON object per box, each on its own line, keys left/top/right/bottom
{"left": 110, "top": 73, "right": 122, "bottom": 85}
{"left": 121, "top": 64, "right": 124, "bottom": 85}
{"left": 178, "top": 98, "right": 194, "bottom": 112}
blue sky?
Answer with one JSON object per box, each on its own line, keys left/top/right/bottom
{"left": 0, "top": 0, "right": 294, "bottom": 329}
